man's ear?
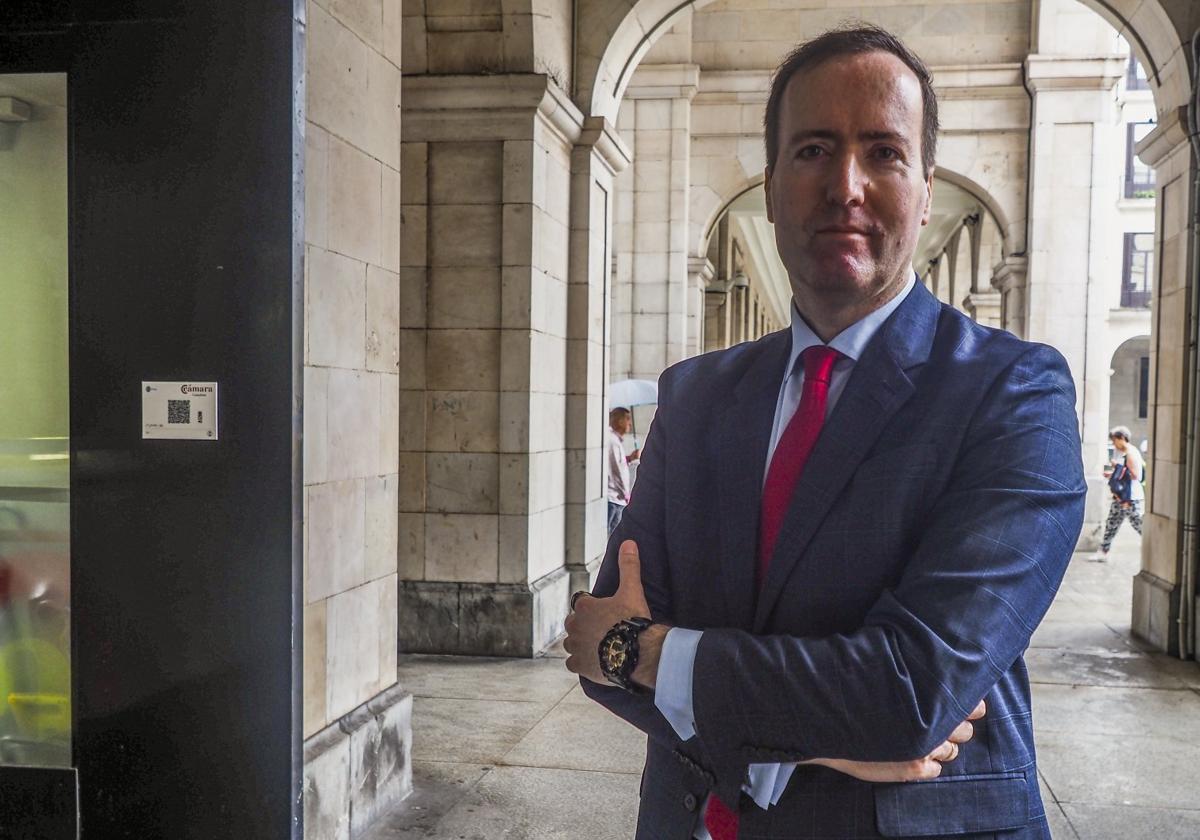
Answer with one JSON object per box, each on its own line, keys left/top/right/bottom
{"left": 921, "top": 168, "right": 935, "bottom": 226}
{"left": 764, "top": 167, "right": 774, "bottom": 224}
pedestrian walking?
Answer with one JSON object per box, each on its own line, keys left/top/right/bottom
{"left": 1090, "top": 425, "right": 1145, "bottom": 561}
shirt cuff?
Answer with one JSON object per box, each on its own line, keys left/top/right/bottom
{"left": 653, "top": 627, "right": 702, "bottom": 742}
{"left": 769, "top": 763, "right": 797, "bottom": 806}
{"left": 654, "top": 629, "right": 797, "bottom": 812}
{"left": 746, "top": 763, "right": 780, "bottom": 810}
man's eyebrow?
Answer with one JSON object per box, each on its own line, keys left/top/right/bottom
{"left": 784, "top": 129, "right": 912, "bottom": 146}
{"left": 860, "top": 130, "right": 911, "bottom": 146}
{"left": 785, "top": 129, "right": 838, "bottom": 144}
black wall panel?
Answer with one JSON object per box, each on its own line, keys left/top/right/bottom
{"left": 1, "top": 2, "right": 301, "bottom": 838}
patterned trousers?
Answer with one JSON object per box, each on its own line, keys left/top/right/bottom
{"left": 1101, "top": 498, "right": 1143, "bottom": 552}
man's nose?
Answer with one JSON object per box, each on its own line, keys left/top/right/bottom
{"left": 825, "top": 153, "right": 867, "bottom": 206}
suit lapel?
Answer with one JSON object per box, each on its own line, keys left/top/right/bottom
{"left": 753, "top": 283, "right": 942, "bottom": 631}
{"left": 713, "top": 332, "right": 791, "bottom": 630}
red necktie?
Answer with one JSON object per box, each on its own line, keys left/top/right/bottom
{"left": 704, "top": 344, "right": 841, "bottom": 840}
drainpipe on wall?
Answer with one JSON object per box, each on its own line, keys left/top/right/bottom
{"left": 1177, "top": 30, "right": 1200, "bottom": 659}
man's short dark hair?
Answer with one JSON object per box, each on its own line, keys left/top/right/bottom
{"left": 610, "top": 407, "right": 631, "bottom": 424}
{"left": 764, "top": 24, "right": 939, "bottom": 178}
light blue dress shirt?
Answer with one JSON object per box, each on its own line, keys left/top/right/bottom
{"left": 653, "top": 274, "right": 917, "bottom": 839}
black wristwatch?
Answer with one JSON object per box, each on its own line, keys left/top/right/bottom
{"left": 598, "top": 616, "right": 655, "bottom": 693}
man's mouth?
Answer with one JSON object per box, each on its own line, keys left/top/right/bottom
{"left": 816, "top": 226, "right": 871, "bottom": 235}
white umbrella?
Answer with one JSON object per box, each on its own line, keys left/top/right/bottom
{"left": 609, "top": 379, "right": 658, "bottom": 409}
{"left": 609, "top": 379, "right": 659, "bottom": 449}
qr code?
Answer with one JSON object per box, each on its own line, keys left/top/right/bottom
{"left": 167, "top": 400, "right": 191, "bottom": 424}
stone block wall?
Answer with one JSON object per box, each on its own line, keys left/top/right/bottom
{"left": 402, "top": 0, "right": 573, "bottom": 87}
{"left": 690, "top": 0, "right": 1033, "bottom": 70}
{"left": 611, "top": 60, "right": 698, "bottom": 382}
{"left": 302, "top": 0, "right": 411, "bottom": 836}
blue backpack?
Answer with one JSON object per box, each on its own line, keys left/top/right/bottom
{"left": 1108, "top": 462, "right": 1132, "bottom": 502}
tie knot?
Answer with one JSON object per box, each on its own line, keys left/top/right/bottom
{"left": 801, "top": 345, "right": 841, "bottom": 383}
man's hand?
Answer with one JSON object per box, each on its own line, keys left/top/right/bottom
{"left": 564, "top": 540, "right": 664, "bottom": 687}
{"left": 800, "top": 699, "right": 987, "bottom": 782}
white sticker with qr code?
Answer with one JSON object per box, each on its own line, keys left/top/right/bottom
{"left": 141, "top": 382, "right": 219, "bottom": 440}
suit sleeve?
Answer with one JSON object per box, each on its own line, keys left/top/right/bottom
{"left": 581, "top": 370, "right": 716, "bottom": 769}
{"left": 690, "top": 345, "right": 1086, "bottom": 778}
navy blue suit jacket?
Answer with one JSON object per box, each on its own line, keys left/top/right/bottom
{"left": 583, "top": 283, "right": 1086, "bottom": 839}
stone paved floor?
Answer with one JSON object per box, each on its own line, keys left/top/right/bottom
{"left": 366, "top": 526, "right": 1200, "bottom": 839}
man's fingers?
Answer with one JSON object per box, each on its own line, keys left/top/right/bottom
{"left": 930, "top": 740, "right": 959, "bottom": 763}
{"left": 948, "top": 719, "right": 974, "bottom": 744}
{"left": 910, "top": 758, "right": 943, "bottom": 781}
{"left": 968, "top": 699, "right": 987, "bottom": 721}
{"left": 615, "top": 540, "right": 643, "bottom": 600}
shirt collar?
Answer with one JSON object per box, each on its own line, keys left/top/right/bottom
{"left": 786, "top": 271, "right": 917, "bottom": 377}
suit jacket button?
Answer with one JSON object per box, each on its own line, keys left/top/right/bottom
{"left": 683, "top": 793, "right": 698, "bottom": 812}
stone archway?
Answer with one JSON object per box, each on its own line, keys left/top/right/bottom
{"left": 914, "top": 172, "right": 1008, "bottom": 323}
{"left": 577, "top": 0, "right": 1190, "bottom": 121}
{"left": 693, "top": 168, "right": 762, "bottom": 264}
{"left": 1109, "top": 335, "right": 1153, "bottom": 453}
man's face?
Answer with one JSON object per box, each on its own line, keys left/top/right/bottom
{"left": 764, "top": 51, "right": 934, "bottom": 309}
{"left": 613, "top": 414, "right": 631, "bottom": 435}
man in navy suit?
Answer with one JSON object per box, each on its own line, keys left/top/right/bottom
{"left": 564, "top": 24, "right": 1085, "bottom": 840}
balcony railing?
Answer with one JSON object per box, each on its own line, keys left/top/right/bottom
{"left": 1120, "top": 287, "right": 1152, "bottom": 308}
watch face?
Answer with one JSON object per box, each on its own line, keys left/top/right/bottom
{"left": 601, "top": 635, "right": 628, "bottom": 673}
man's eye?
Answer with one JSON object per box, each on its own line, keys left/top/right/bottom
{"left": 797, "top": 146, "right": 824, "bottom": 159}
{"left": 875, "top": 147, "right": 901, "bottom": 161}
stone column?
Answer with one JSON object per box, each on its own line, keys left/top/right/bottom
{"left": 704, "top": 281, "right": 731, "bottom": 352}
{"left": 968, "top": 213, "right": 982, "bottom": 294}
{"left": 565, "top": 118, "right": 631, "bottom": 597}
{"left": 1132, "top": 108, "right": 1193, "bottom": 653}
{"left": 619, "top": 63, "right": 699, "bottom": 379}
{"left": 1023, "top": 54, "right": 1123, "bottom": 548}
{"left": 731, "top": 284, "right": 748, "bottom": 344}
{"left": 301, "top": 1, "right": 412, "bottom": 835}
{"left": 963, "top": 292, "right": 1003, "bottom": 327}
{"left": 960, "top": 218, "right": 1003, "bottom": 324}
{"left": 398, "top": 74, "right": 583, "bottom": 656}
{"left": 944, "top": 227, "right": 963, "bottom": 311}
{"left": 992, "top": 255, "right": 1028, "bottom": 338}
{"left": 688, "top": 256, "right": 714, "bottom": 355}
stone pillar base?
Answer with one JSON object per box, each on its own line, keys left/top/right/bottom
{"left": 567, "top": 553, "right": 606, "bottom": 604}
{"left": 304, "top": 683, "right": 414, "bottom": 840}
{"left": 1131, "top": 570, "right": 1181, "bottom": 655}
{"left": 398, "top": 567, "right": 571, "bottom": 657}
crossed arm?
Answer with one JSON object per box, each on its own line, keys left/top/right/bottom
{"left": 570, "top": 345, "right": 1086, "bottom": 799}
{"left": 566, "top": 540, "right": 986, "bottom": 783}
